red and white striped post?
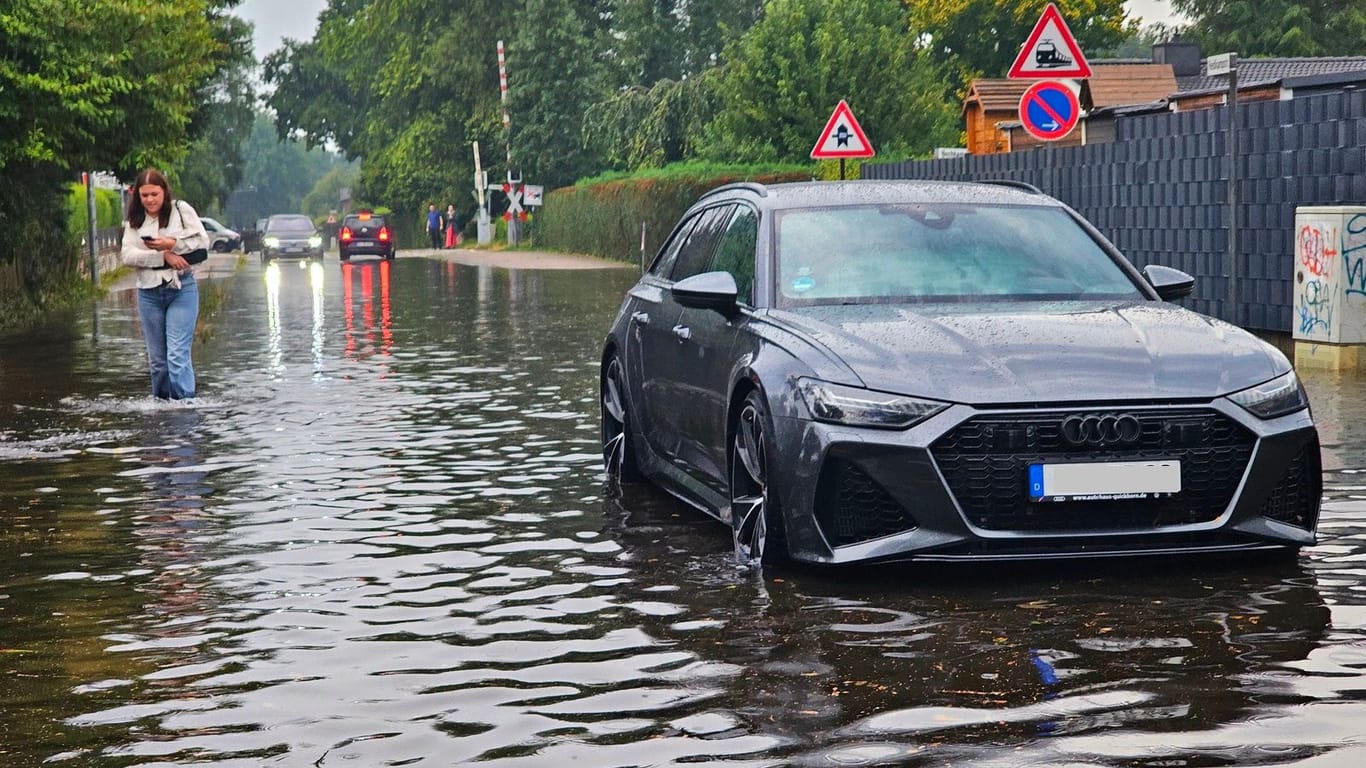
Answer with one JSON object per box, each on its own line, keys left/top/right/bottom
{"left": 497, "top": 40, "right": 511, "bottom": 165}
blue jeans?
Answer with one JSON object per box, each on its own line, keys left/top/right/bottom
{"left": 137, "top": 272, "right": 199, "bottom": 399}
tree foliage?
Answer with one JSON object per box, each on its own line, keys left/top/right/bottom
{"left": 0, "top": 0, "right": 249, "bottom": 304}
{"left": 704, "top": 0, "right": 960, "bottom": 163}
{"left": 911, "top": 0, "right": 1134, "bottom": 84}
{"left": 1169, "top": 0, "right": 1366, "bottom": 57}
{"left": 223, "top": 113, "right": 350, "bottom": 228}
{"left": 266, "top": 0, "right": 513, "bottom": 215}
{"left": 508, "top": 0, "right": 608, "bottom": 188}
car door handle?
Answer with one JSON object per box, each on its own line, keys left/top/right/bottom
{"left": 672, "top": 324, "right": 691, "bottom": 341}
{"left": 631, "top": 311, "right": 649, "bottom": 325}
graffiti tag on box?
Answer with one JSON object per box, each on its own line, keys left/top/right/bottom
{"left": 1298, "top": 221, "right": 1336, "bottom": 337}
{"left": 1347, "top": 213, "right": 1366, "bottom": 298}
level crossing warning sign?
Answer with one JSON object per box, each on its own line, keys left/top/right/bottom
{"left": 810, "top": 100, "right": 875, "bottom": 159}
{"left": 1007, "top": 3, "right": 1092, "bottom": 80}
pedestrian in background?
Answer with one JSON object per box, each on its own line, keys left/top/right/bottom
{"left": 121, "top": 168, "right": 210, "bottom": 400}
{"left": 426, "top": 203, "right": 444, "bottom": 249}
{"left": 444, "top": 204, "right": 459, "bottom": 248}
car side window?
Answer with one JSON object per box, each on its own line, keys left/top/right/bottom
{"left": 670, "top": 204, "right": 734, "bottom": 282}
{"left": 648, "top": 216, "right": 699, "bottom": 278}
{"left": 708, "top": 206, "right": 758, "bottom": 305}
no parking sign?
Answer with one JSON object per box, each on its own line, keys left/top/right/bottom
{"left": 1017, "top": 80, "right": 1080, "bottom": 142}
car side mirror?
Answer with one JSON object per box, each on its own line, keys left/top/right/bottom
{"left": 672, "top": 271, "right": 739, "bottom": 315}
{"left": 1143, "top": 264, "right": 1195, "bottom": 301}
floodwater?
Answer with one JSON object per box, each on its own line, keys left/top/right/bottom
{"left": 1, "top": 256, "right": 1364, "bottom": 768}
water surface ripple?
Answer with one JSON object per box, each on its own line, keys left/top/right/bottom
{"left": 1, "top": 257, "right": 1364, "bottom": 767}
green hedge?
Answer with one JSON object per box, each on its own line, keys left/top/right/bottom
{"left": 65, "top": 183, "right": 124, "bottom": 239}
{"left": 536, "top": 163, "right": 813, "bottom": 264}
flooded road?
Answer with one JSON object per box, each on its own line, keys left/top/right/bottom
{"left": 2, "top": 255, "right": 1364, "bottom": 767}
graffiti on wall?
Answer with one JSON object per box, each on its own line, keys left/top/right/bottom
{"left": 1346, "top": 213, "right": 1366, "bottom": 299}
{"left": 1297, "top": 222, "right": 1335, "bottom": 338}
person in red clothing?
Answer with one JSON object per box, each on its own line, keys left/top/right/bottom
{"left": 444, "top": 204, "right": 458, "bottom": 248}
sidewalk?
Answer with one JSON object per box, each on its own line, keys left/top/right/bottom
{"left": 415, "top": 246, "right": 631, "bottom": 271}
{"left": 103, "top": 251, "right": 244, "bottom": 293}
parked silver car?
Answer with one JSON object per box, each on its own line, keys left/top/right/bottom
{"left": 200, "top": 217, "right": 241, "bottom": 252}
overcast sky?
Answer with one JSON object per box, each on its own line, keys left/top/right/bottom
{"left": 236, "top": 0, "right": 1185, "bottom": 62}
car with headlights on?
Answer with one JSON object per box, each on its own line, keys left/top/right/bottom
{"left": 261, "top": 214, "right": 324, "bottom": 262}
{"left": 599, "top": 180, "right": 1320, "bottom": 567}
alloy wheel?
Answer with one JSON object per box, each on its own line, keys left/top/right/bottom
{"left": 731, "top": 399, "right": 769, "bottom": 565}
{"left": 601, "top": 356, "right": 639, "bottom": 482}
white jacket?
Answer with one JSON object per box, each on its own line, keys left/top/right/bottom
{"left": 120, "top": 199, "right": 211, "bottom": 290}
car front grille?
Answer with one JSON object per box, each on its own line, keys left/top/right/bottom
{"left": 931, "top": 408, "right": 1256, "bottom": 533}
{"left": 1259, "top": 437, "right": 1321, "bottom": 530}
{"left": 814, "top": 459, "right": 918, "bottom": 546}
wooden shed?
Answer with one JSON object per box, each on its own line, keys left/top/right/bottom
{"left": 962, "top": 63, "right": 1179, "bottom": 154}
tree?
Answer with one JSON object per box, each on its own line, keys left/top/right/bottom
{"left": 508, "top": 0, "right": 607, "bottom": 188}
{"left": 267, "top": 0, "right": 517, "bottom": 215}
{"left": 910, "top": 0, "right": 1134, "bottom": 84}
{"left": 703, "top": 0, "right": 959, "bottom": 163}
{"left": 1169, "top": 0, "right": 1366, "bottom": 57}
{"left": 224, "top": 113, "right": 348, "bottom": 228}
{"left": 0, "top": 0, "right": 248, "bottom": 306}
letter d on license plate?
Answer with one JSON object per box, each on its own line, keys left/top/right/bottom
{"left": 1028, "top": 460, "right": 1181, "bottom": 502}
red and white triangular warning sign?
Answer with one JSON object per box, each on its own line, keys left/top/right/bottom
{"left": 1007, "top": 2, "right": 1092, "bottom": 80}
{"left": 810, "top": 100, "right": 875, "bottom": 159}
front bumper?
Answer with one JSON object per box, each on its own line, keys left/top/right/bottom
{"left": 771, "top": 401, "right": 1321, "bottom": 565}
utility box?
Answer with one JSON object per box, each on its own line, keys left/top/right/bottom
{"left": 1293, "top": 206, "right": 1366, "bottom": 369}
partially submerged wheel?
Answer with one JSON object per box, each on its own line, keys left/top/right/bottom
{"left": 601, "top": 354, "right": 641, "bottom": 483}
{"left": 730, "top": 390, "right": 786, "bottom": 567}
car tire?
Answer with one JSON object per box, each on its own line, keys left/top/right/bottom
{"left": 339, "top": 251, "right": 350, "bottom": 261}
{"left": 730, "top": 389, "right": 787, "bottom": 567}
{"left": 213, "top": 240, "right": 231, "bottom": 253}
{"left": 601, "top": 354, "right": 642, "bottom": 484}
{"left": 384, "top": 250, "right": 395, "bottom": 261}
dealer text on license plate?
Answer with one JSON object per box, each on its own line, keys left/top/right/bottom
{"left": 1028, "top": 460, "right": 1181, "bottom": 502}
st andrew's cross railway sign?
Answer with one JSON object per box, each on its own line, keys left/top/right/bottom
{"left": 1017, "top": 80, "right": 1081, "bottom": 142}
{"left": 1008, "top": 2, "right": 1092, "bottom": 80}
{"left": 810, "top": 100, "right": 875, "bottom": 160}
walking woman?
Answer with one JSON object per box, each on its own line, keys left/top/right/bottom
{"left": 444, "top": 204, "right": 459, "bottom": 248}
{"left": 121, "top": 168, "right": 210, "bottom": 400}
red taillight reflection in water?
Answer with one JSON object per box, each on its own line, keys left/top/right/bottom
{"left": 340, "top": 261, "right": 393, "bottom": 366}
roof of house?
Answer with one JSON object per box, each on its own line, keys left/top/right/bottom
{"left": 1177, "top": 57, "right": 1366, "bottom": 94}
{"left": 1083, "top": 63, "right": 1179, "bottom": 108}
{"left": 964, "top": 63, "right": 1178, "bottom": 116}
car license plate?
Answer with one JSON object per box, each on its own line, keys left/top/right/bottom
{"left": 1028, "top": 460, "right": 1180, "bottom": 502}
{"left": 355, "top": 240, "right": 374, "bottom": 247}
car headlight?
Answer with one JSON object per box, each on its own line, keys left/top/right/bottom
{"left": 309, "top": 236, "right": 323, "bottom": 247}
{"left": 263, "top": 236, "right": 279, "bottom": 248}
{"left": 797, "top": 378, "right": 947, "bottom": 429}
{"left": 1227, "top": 371, "right": 1309, "bottom": 419}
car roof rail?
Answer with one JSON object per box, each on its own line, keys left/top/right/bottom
{"left": 977, "top": 179, "right": 1044, "bottom": 194}
{"left": 699, "top": 181, "right": 769, "bottom": 200}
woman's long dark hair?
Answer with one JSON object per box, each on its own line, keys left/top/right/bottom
{"left": 127, "top": 168, "right": 175, "bottom": 228}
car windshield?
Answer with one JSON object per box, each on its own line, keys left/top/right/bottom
{"left": 775, "top": 203, "right": 1143, "bottom": 305}
{"left": 268, "top": 216, "right": 314, "bottom": 233}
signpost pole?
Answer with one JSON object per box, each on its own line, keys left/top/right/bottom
{"left": 84, "top": 172, "right": 98, "bottom": 284}
{"left": 1209, "top": 52, "right": 1240, "bottom": 320}
{"left": 839, "top": 158, "right": 845, "bottom": 181}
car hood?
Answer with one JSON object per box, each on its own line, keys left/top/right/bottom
{"left": 774, "top": 301, "right": 1288, "bottom": 405}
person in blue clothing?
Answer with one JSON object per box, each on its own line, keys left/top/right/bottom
{"left": 426, "top": 203, "right": 444, "bottom": 249}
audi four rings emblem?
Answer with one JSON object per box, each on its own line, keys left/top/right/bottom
{"left": 1060, "top": 413, "right": 1142, "bottom": 445}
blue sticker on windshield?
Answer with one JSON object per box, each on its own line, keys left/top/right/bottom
{"left": 791, "top": 275, "right": 815, "bottom": 293}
